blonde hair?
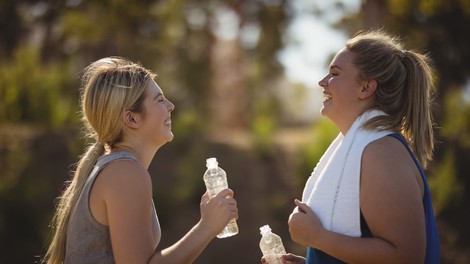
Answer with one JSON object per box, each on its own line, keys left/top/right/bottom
{"left": 44, "top": 57, "right": 155, "bottom": 263}
{"left": 346, "top": 30, "right": 436, "bottom": 168}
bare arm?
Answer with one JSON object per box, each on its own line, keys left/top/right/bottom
{"left": 288, "top": 136, "right": 425, "bottom": 263}
{"left": 98, "top": 161, "right": 238, "bottom": 264}
{"left": 149, "top": 189, "right": 238, "bottom": 264}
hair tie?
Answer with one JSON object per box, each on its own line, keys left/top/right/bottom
{"left": 113, "top": 84, "right": 131, "bottom": 89}
{"left": 397, "top": 49, "right": 407, "bottom": 62}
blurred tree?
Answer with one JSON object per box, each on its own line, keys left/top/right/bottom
{"left": 0, "top": 1, "right": 23, "bottom": 59}
{"left": 0, "top": 47, "right": 75, "bottom": 126}
{"left": 0, "top": 0, "right": 293, "bottom": 263}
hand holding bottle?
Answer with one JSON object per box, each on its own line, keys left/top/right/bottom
{"left": 199, "top": 188, "right": 238, "bottom": 237}
{"left": 202, "top": 157, "right": 239, "bottom": 238}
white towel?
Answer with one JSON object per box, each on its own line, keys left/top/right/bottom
{"left": 302, "top": 110, "right": 393, "bottom": 237}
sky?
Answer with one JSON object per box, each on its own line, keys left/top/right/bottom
{"left": 213, "top": 0, "right": 362, "bottom": 121}
{"left": 279, "top": 0, "right": 361, "bottom": 89}
{"left": 213, "top": 0, "right": 361, "bottom": 88}
{"left": 277, "top": 0, "right": 361, "bottom": 120}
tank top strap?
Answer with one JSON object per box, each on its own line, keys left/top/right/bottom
{"left": 95, "top": 151, "right": 137, "bottom": 168}
{"left": 84, "top": 151, "right": 138, "bottom": 188}
{"left": 387, "top": 133, "right": 441, "bottom": 264}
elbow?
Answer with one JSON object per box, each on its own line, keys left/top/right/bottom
{"left": 395, "top": 245, "right": 425, "bottom": 264}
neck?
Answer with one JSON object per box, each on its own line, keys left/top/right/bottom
{"left": 337, "top": 113, "right": 361, "bottom": 136}
{"left": 111, "top": 143, "right": 158, "bottom": 169}
{"left": 337, "top": 107, "right": 373, "bottom": 135}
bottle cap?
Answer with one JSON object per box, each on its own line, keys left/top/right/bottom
{"left": 260, "top": 224, "right": 271, "bottom": 235}
{"left": 206, "top": 157, "right": 218, "bottom": 168}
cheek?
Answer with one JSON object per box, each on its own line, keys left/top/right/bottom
{"left": 156, "top": 107, "right": 167, "bottom": 120}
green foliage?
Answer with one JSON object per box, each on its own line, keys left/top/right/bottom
{"left": 249, "top": 88, "right": 283, "bottom": 157}
{"left": 250, "top": 113, "right": 276, "bottom": 156}
{"left": 172, "top": 144, "right": 207, "bottom": 202}
{"left": 61, "top": 10, "right": 104, "bottom": 45}
{"left": 388, "top": 0, "right": 470, "bottom": 17}
{"left": 429, "top": 150, "right": 464, "bottom": 212}
{"left": 0, "top": 126, "right": 34, "bottom": 192}
{"left": 428, "top": 88, "right": 470, "bottom": 212}
{"left": 0, "top": 47, "right": 77, "bottom": 126}
{"left": 441, "top": 89, "right": 470, "bottom": 147}
{"left": 296, "top": 119, "right": 338, "bottom": 187}
{"left": 171, "top": 111, "right": 205, "bottom": 145}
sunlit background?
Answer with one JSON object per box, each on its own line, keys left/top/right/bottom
{"left": 1, "top": 0, "right": 469, "bottom": 263}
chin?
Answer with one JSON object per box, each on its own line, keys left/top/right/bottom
{"left": 320, "top": 108, "right": 335, "bottom": 124}
{"left": 166, "top": 132, "right": 174, "bottom": 142}
{"left": 320, "top": 107, "right": 328, "bottom": 117}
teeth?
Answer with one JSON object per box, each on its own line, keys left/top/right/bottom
{"left": 324, "top": 94, "right": 332, "bottom": 100}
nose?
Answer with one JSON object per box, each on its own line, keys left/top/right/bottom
{"left": 318, "top": 75, "right": 328, "bottom": 88}
{"left": 166, "top": 99, "right": 175, "bottom": 112}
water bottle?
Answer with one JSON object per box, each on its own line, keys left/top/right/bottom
{"left": 259, "top": 225, "right": 286, "bottom": 264}
{"left": 203, "top": 157, "right": 238, "bottom": 238}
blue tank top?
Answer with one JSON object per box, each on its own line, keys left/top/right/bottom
{"left": 305, "top": 133, "right": 440, "bottom": 263}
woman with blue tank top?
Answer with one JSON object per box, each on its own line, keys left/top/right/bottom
{"left": 270, "top": 30, "right": 440, "bottom": 264}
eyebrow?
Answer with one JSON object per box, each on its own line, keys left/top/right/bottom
{"left": 329, "top": 65, "right": 342, "bottom": 71}
{"left": 154, "top": 92, "right": 162, "bottom": 100}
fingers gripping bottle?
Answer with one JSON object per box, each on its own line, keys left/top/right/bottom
{"left": 203, "top": 157, "right": 238, "bottom": 238}
{"left": 259, "top": 225, "right": 286, "bottom": 264}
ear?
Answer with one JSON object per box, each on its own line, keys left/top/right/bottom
{"left": 359, "top": 80, "right": 377, "bottom": 100}
{"left": 122, "top": 110, "right": 141, "bottom": 129}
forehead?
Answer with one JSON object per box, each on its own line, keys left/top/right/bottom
{"left": 330, "top": 48, "right": 356, "bottom": 68}
{"left": 145, "top": 79, "right": 163, "bottom": 96}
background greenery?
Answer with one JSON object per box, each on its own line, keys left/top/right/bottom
{"left": 0, "top": 0, "right": 469, "bottom": 263}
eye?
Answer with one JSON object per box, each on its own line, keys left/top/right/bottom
{"left": 155, "top": 95, "right": 164, "bottom": 102}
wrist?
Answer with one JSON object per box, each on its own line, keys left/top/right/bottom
{"left": 194, "top": 219, "right": 218, "bottom": 240}
{"left": 311, "top": 226, "right": 328, "bottom": 250}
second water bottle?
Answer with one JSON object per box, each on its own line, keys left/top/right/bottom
{"left": 259, "top": 225, "right": 286, "bottom": 264}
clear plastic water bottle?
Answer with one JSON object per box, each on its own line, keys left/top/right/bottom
{"left": 203, "top": 157, "right": 238, "bottom": 238}
{"left": 259, "top": 225, "right": 286, "bottom": 264}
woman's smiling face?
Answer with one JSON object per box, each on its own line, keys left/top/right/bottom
{"left": 140, "top": 80, "right": 175, "bottom": 147}
{"left": 318, "top": 48, "right": 367, "bottom": 131}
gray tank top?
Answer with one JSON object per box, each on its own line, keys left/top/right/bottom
{"left": 65, "top": 151, "right": 161, "bottom": 264}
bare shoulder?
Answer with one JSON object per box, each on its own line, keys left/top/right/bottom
{"left": 90, "top": 158, "right": 153, "bottom": 226}
{"left": 361, "top": 136, "right": 421, "bottom": 182}
{"left": 362, "top": 136, "right": 408, "bottom": 165}
{"left": 361, "top": 135, "right": 422, "bottom": 194}
{"left": 95, "top": 159, "right": 153, "bottom": 201}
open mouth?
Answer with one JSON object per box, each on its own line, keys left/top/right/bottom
{"left": 323, "top": 93, "right": 332, "bottom": 101}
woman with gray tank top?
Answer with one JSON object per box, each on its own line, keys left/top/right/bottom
{"left": 43, "top": 57, "right": 239, "bottom": 264}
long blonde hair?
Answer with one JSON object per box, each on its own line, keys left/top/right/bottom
{"left": 44, "top": 57, "right": 155, "bottom": 263}
{"left": 346, "top": 30, "right": 436, "bottom": 168}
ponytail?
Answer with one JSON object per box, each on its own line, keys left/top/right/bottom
{"left": 400, "top": 51, "right": 435, "bottom": 168}
{"left": 346, "top": 30, "right": 436, "bottom": 169}
{"left": 43, "top": 142, "right": 104, "bottom": 264}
